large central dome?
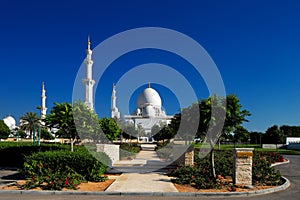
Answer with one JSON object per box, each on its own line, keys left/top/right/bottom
{"left": 137, "top": 87, "right": 162, "bottom": 108}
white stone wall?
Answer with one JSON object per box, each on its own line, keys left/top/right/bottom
{"left": 96, "top": 144, "right": 120, "bottom": 165}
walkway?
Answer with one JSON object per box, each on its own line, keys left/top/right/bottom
{"left": 107, "top": 144, "right": 178, "bottom": 192}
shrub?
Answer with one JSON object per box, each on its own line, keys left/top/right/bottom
{"left": 119, "top": 143, "right": 141, "bottom": 159}
{"left": 21, "top": 148, "right": 109, "bottom": 190}
{"left": 0, "top": 142, "right": 69, "bottom": 167}
{"left": 170, "top": 150, "right": 284, "bottom": 189}
{"left": 252, "top": 152, "right": 284, "bottom": 186}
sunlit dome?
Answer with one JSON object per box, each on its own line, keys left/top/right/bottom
{"left": 137, "top": 87, "right": 162, "bottom": 108}
{"left": 3, "top": 116, "right": 16, "bottom": 130}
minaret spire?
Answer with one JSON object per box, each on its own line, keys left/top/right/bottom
{"left": 41, "top": 82, "right": 47, "bottom": 119}
{"left": 83, "top": 36, "right": 95, "bottom": 110}
{"left": 111, "top": 83, "right": 120, "bottom": 119}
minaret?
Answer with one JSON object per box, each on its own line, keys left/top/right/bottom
{"left": 82, "top": 36, "right": 95, "bottom": 110}
{"left": 41, "top": 82, "right": 47, "bottom": 119}
{"left": 111, "top": 84, "right": 120, "bottom": 119}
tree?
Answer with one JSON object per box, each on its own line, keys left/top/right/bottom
{"left": 263, "top": 125, "right": 285, "bottom": 145}
{"left": 250, "top": 131, "right": 263, "bottom": 145}
{"left": 0, "top": 120, "right": 11, "bottom": 139}
{"left": 40, "top": 128, "right": 54, "bottom": 140}
{"left": 73, "top": 101, "right": 101, "bottom": 142}
{"left": 45, "top": 102, "right": 77, "bottom": 151}
{"left": 168, "top": 94, "right": 250, "bottom": 179}
{"left": 99, "top": 118, "right": 121, "bottom": 143}
{"left": 121, "top": 123, "right": 139, "bottom": 145}
{"left": 233, "top": 126, "right": 250, "bottom": 143}
{"left": 20, "top": 112, "right": 40, "bottom": 139}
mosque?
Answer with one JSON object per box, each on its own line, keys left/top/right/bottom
{"left": 2, "top": 37, "right": 173, "bottom": 141}
{"left": 82, "top": 37, "right": 173, "bottom": 140}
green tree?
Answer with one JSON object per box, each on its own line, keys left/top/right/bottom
{"left": 168, "top": 94, "right": 250, "bottom": 179}
{"left": 153, "top": 125, "right": 175, "bottom": 145}
{"left": 0, "top": 120, "right": 11, "bottom": 139}
{"left": 250, "top": 131, "right": 263, "bottom": 145}
{"left": 20, "top": 112, "right": 40, "bottom": 139}
{"left": 263, "top": 125, "right": 285, "bottom": 146}
{"left": 73, "top": 101, "right": 101, "bottom": 142}
{"left": 45, "top": 102, "right": 77, "bottom": 151}
{"left": 99, "top": 118, "right": 121, "bottom": 143}
{"left": 233, "top": 125, "right": 250, "bottom": 143}
{"left": 121, "top": 123, "right": 138, "bottom": 145}
{"left": 40, "top": 128, "right": 54, "bottom": 140}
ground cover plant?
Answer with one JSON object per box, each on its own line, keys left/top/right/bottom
{"left": 170, "top": 149, "right": 284, "bottom": 190}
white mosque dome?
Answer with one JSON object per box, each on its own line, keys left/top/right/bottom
{"left": 137, "top": 87, "right": 162, "bottom": 108}
{"left": 3, "top": 116, "right": 16, "bottom": 130}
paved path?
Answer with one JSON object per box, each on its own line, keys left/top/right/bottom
{"left": 107, "top": 148, "right": 178, "bottom": 192}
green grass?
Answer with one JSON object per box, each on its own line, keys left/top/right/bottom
{"left": 193, "top": 143, "right": 300, "bottom": 155}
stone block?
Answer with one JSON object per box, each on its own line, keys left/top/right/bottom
{"left": 96, "top": 144, "right": 120, "bottom": 165}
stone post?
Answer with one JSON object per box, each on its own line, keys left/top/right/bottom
{"left": 233, "top": 148, "right": 254, "bottom": 186}
{"left": 96, "top": 144, "right": 120, "bottom": 165}
{"left": 184, "top": 146, "right": 194, "bottom": 166}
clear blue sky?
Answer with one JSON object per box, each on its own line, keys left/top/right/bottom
{"left": 1, "top": 0, "right": 300, "bottom": 133}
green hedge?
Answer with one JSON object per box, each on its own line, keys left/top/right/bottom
{"left": 0, "top": 142, "right": 69, "bottom": 167}
{"left": 21, "top": 148, "right": 110, "bottom": 190}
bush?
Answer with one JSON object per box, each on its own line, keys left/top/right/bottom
{"left": 21, "top": 148, "right": 109, "bottom": 190}
{"left": 0, "top": 142, "right": 69, "bottom": 167}
{"left": 252, "top": 152, "right": 284, "bottom": 186}
{"left": 119, "top": 143, "right": 141, "bottom": 159}
{"left": 170, "top": 150, "right": 284, "bottom": 189}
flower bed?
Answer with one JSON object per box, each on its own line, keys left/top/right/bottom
{"left": 170, "top": 150, "right": 284, "bottom": 191}
{"left": 20, "top": 148, "right": 110, "bottom": 190}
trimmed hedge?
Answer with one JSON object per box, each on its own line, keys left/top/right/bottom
{"left": 21, "top": 148, "right": 110, "bottom": 190}
{"left": 0, "top": 142, "right": 69, "bottom": 167}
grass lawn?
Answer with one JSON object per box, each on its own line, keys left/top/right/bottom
{"left": 193, "top": 143, "right": 300, "bottom": 155}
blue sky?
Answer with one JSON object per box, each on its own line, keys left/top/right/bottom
{"left": 1, "top": 0, "right": 300, "bottom": 132}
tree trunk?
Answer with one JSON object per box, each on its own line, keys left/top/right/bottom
{"left": 70, "top": 137, "right": 74, "bottom": 152}
{"left": 218, "top": 140, "right": 221, "bottom": 150}
{"left": 210, "top": 148, "right": 216, "bottom": 178}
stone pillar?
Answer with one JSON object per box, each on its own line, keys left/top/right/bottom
{"left": 184, "top": 146, "right": 194, "bottom": 166}
{"left": 96, "top": 144, "right": 120, "bottom": 165}
{"left": 174, "top": 146, "right": 194, "bottom": 166}
{"left": 233, "top": 148, "right": 254, "bottom": 186}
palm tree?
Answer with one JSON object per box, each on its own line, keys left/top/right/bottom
{"left": 20, "top": 112, "right": 40, "bottom": 139}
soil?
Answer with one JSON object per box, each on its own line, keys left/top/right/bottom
{"left": 174, "top": 183, "right": 276, "bottom": 193}
{"left": 2, "top": 179, "right": 115, "bottom": 192}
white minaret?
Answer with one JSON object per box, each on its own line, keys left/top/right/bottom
{"left": 41, "top": 82, "right": 47, "bottom": 119}
{"left": 111, "top": 84, "right": 120, "bottom": 119}
{"left": 82, "top": 36, "right": 95, "bottom": 110}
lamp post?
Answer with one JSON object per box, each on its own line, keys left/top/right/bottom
{"left": 38, "top": 124, "right": 41, "bottom": 146}
{"left": 33, "top": 124, "right": 36, "bottom": 146}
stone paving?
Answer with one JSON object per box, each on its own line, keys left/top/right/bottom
{"left": 107, "top": 145, "right": 178, "bottom": 192}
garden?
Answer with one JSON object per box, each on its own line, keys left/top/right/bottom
{"left": 169, "top": 148, "right": 286, "bottom": 192}
{"left": 0, "top": 142, "right": 111, "bottom": 190}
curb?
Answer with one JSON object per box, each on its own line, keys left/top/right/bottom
{"left": 271, "top": 159, "right": 290, "bottom": 167}
{"left": 0, "top": 177, "right": 290, "bottom": 197}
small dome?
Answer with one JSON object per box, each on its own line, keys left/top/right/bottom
{"left": 3, "top": 116, "right": 16, "bottom": 130}
{"left": 143, "top": 105, "right": 156, "bottom": 117}
{"left": 137, "top": 87, "right": 162, "bottom": 108}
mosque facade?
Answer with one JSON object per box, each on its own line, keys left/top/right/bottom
{"left": 83, "top": 37, "right": 173, "bottom": 139}
{"left": 122, "top": 84, "right": 173, "bottom": 137}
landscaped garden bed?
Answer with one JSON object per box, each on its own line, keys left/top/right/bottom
{"left": 169, "top": 149, "right": 286, "bottom": 192}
